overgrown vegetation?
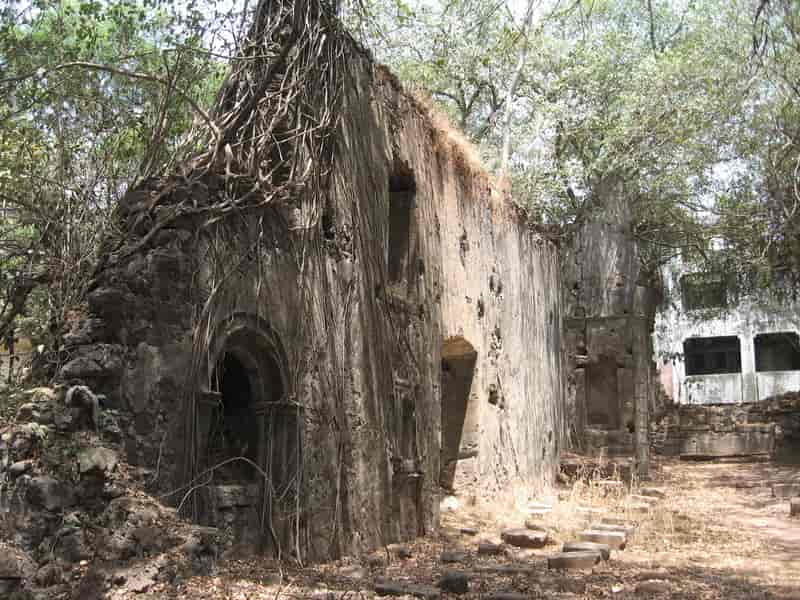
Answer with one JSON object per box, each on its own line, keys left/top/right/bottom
{"left": 0, "top": 0, "right": 798, "bottom": 354}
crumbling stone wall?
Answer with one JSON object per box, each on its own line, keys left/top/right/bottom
{"left": 56, "top": 49, "right": 565, "bottom": 560}
{"left": 651, "top": 393, "right": 800, "bottom": 459}
{"left": 561, "top": 177, "right": 659, "bottom": 475}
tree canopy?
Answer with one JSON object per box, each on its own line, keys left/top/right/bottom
{"left": 0, "top": 0, "right": 798, "bottom": 353}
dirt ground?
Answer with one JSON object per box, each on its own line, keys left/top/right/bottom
{"left": 147, "top": 458, "right": 800, "bottom": 599}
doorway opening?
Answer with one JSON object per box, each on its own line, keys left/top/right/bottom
{"left": 439, "top": 336, "right": 478, "bottom": 491}
{"left": 586, "top": 355, "right": 620, "bottom": 429}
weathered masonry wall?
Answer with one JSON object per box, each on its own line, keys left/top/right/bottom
{"left": 651, "top": 393, "right": 800, "bottom": 459}
{"left": 561, "top": 177, "right": 658, "bottom": 474}
{"left": 57, "top": 49, "right": 565, "bottom": 560}
{"left": 654, "top": 259, "right": 800, "bottom": 404}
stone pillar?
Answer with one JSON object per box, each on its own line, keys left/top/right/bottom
{"left": 632, "top": 321, "right": 650, "bottom": 480}
{"left": 739, "top": 334, "right": 757, "bottom": 403}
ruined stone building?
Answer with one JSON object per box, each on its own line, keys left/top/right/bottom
{"left": 561, "top": 178, "right": 659, "bottom": 475}
{"left": 57, "top": 2, "right": 566, "bottom": 561}
{"left": 654, "top": 257, "right": 800, "bottom": 405}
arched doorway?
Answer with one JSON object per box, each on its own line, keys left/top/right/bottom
{"left": 193, "top": 314, "right": 300, "bottom": 555}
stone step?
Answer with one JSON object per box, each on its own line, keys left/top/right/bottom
{"left": 486, "top": 593, "right": 528, "bottom": 600}
{"left": 629, "top": 494, "right": 659, "bottom": 505}
{"left": 772, "top": 483, "right": 800, "bottom": 498}
{"left": 547, "top": 551, "right": 601, "bottom": 570}
{"left": 576, "top": 506, "right": 607, "bottom": 515}
{"left": 590, "top": 522, "right": 635, "bottom": 536}
{"left": 375, "top": 580, "right": 440, "bottom": 599}
{"left": 438, "top": 571, "right": 469, "bottom": 594}
{"left": 639, "top": 487, "right": 666, "bottom": 499}
{"left": 578, "top": 530, "right": 626, "bottom": 549}
{"left": 474, "top": 564, "right": 535, "bottom": 576}
{"left": 477, "top": 540, "right": 505, "bottom": 556}
{"left": 501, "top": 528, "right": 549, "bottom": 548}
{"left": 625, "top": 502, "right": 651, "bottom": 514}
{"left": 441, "top": 551, "right": 469, "bottom": 564}
{"left": 562, "top": 541, "right": 611, "bottom": 560}
{"left": 791, "top": 497, "right": 800, "bottom": 517}
{"left": 601, "top": 516, "right": 630, "bottom": 526}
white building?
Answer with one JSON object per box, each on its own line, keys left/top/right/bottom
{"left": 654, "top": 259, "right": 800, "bottom": 405}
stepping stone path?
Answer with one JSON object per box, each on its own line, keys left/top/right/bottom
{"left": 562, "top": 541, "right": 611, "bottom": 560}
{"left": 578, "top": 529, "right": 627, "bottom": 549}
{"left": 501, "top": 528, "right": 549, "bottom": 548}
{"left": 438, "top": 571, "right": 469, "bottom": 594}
{"left": 375, "top": 580, "right": 440, "bottom": 598}
{"left": 547, "top": 550, "right": 601, "bottom": 570}
{"left": 791, "top": 497, "right": 800, "bottom": 517}
{"left": 773, "top": 483, "right": 800, "bottom": 498}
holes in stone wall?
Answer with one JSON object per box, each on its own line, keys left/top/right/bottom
{"left": 755, "top": 332, "right": 800, "bottom": 372}
{"left": 388, "top": 173, "right": 415, "bottom": 284}
{"left": 684, "top": 336, "right": 741, "bottom": 375}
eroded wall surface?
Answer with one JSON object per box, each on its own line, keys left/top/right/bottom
{"left": 561, "top": 177, "right": 658, "bottom": 471}
{"left": 57, "top": 50, "right": 565, "bottom": 561}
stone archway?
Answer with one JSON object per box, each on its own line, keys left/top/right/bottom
{"left": 193, "top": 313, "right": 299, "bottom": 554}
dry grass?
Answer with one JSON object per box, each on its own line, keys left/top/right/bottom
{"left": 134, "top": 459, "right": 800, "bottom": 599}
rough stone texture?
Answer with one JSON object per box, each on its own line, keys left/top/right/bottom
{"left": 561, "top": 177, "right": 658, "bottom": 477}
{"left": 578, "top": 530, "right": 626, "bottom": 549}
{"left": 773, "top": 483, "right": 800, "bottom": 498}
{"left": 375, "top": 579, "right": 440, "bottom": 598}
{"left": 562, "top": 541, "right": 611, "bottom": 560}
{"left": 547, "top": 551, "right": 601, "bottom": 569}
{"left": 650, "top": 394, "right": 800, "bottom": 459}
{"left": 438, "top": 571, "right": 469, "bottom": 594}
{"left": 54, "top": 39, "right": 566, "bottom": 561}
{"left": 500, "top": 528, "right": 548, "bottom": 548}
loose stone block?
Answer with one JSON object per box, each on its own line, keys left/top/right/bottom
{"left": 547, "top": 551, "right": 601, "bottom": 570}
{"left": 590, "top": 522, "right": 635, "bottom": 536}
{"left": 578, "top": 530, "right": 626, "bottom": 550}
{"left": 625, "top": 502, "right": 651, "bottom": 514}
{"left": 441, "top": 550, "right": 469, "bottom": 563}
{"left": 562, "top": 541, "right": 611, "bottom": 560}
{"left": 474, "top": 564, "right": 535, "bottom": 576}
{"left": 460, "top": 527, "right": 479, "bottom": 536}
{"left": 772, "top": 483, "right": 800, "bottom": 499}
{"left": 375, "top": 580, "right": 440, "bottom": 599}
{"left": 639, "top": 487, "right": 666, "bottom": 499}
{"left": 486, "top": 594, "right": 529, "bottom": 600}
{"left": 500, "top": 528, "right": 549, "bottom": 548}
{"left": 601, "top": 516, "right": 629, "bottom": 526}
{"left": 438, "top": 571, "right": 469, "bottom": 594}
{"left": 477, "top": 539, "right": 505, "bottom": 555}
{"left": 524, "top": 519, "right": 547, "bottom": 532}
{"left": 635, "top": 580, "right": 670, "bottom": 594}
{"left": 629, "top": 494, "right": 659, "bottom": 505}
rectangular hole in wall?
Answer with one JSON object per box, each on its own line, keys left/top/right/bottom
{"left": 755, "top": 332, "right": 800, "bottom": 371}
{"left": 684, "top": 336, "right": 741, "bottom": 375}
{"left": 681, "top": 273, "right": 727, "bottom": 311}
{"left": 388, "top": 174, "right": 415, "bottom": 284}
